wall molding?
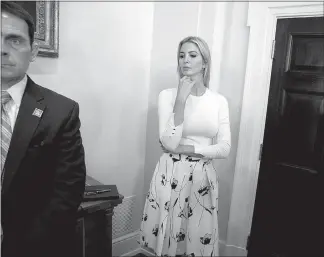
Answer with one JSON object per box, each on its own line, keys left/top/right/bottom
{"left": 209, "top": 1, "right": 228, "bottom": 93}
{"left": 223, "top": 243, "right": 247, "bottom": 256}
{"left": 226, "top": 1, "right": 324, "bottom": 255}
{"left": 112, "top": 230, "right": 140, "bottom": 256}
{"left": 116, "top": 230, "right": 239, "bottom": 256}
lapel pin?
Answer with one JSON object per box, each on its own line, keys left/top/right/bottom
{"left": 32, "top": 108, "right": 43, "bottom": 118}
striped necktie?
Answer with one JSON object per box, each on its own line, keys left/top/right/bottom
{"left": 1, "top": 90, "right": 12, "bottom": 183}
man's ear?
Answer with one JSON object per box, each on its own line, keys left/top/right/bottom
{"left": 30, "top": 41, "right": 39, "bottom": 62}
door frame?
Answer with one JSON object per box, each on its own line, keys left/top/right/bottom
{"left": 224, "top": 2, "right": 324, "bottom": 256}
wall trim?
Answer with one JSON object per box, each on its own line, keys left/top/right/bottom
{"left": 112, "top": 230, "right": 140, "bottom": 256}
{"left": 138, "top": 239, "right": 235, "bottom": 256}
{"left": 127, "top": 231, "right": 234, "bottom": 256}
{"left": 121, "top": 248, "right": 142, "bottom": 257}
{"left": 223, "top": 243, "right": 247, "bottom": 256}
{"left": 209, "top": 1, "right": 228, "bottom": 93}
{"left": 112, "top": 230, "right": 139, "bottom": 244}
{"left": 140, "top": 247, "right": 155, "bottom": 257}
{"left": 226, "top": 1, "right": 324, "bottom": 254}
{"left": 114, "top": 231, "right": 247, "bottom": 256}
{"left": 196, "top": 1, "right": 202, "bottom": 35}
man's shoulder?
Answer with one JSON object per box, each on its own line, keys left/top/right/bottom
{"left": 35, "top": 83, "right": 78, "bottom": 109}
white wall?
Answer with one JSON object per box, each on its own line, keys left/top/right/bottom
{"left": 30, "top": 1, "right": 154, "bottom": 194}
{"left": 28, "top": 1, "right": 154, "bottom": 242}
{"left": 213, "top": 2, "right": 250, "bottom": 242}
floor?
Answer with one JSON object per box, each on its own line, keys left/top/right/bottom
{"left": 134, "top": 253, "right": 184, "bottom": 257}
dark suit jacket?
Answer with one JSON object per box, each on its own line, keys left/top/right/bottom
{"left": 1, "top": 76, "right": 86, "bottom": 257}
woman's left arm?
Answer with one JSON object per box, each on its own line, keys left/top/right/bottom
{"left": 193, "top": 97, "right": 231, "bottom": 159}
{"left": 160, "top": 97, "right": 231, "bottom": 159}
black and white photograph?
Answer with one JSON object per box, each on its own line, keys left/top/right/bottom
{"left": 1, "top": 1, "right": 323, "bottom": 257}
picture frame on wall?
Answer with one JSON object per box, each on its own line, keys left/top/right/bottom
{"left": 14, "top": 1, "right": 59, "bottom": 58}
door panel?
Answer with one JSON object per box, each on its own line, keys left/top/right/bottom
{"left": 278, "top": 92, "right": 323, "bottom": 169}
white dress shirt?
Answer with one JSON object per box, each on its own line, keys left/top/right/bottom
{"left": 4, "top": 75, "right": 28, "bottom": 129}
{"left": 158, "top": 87, "right": 231, "bottom": 159}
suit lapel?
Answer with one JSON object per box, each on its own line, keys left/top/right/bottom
{"left": 2, "top": 77, "right": 46, "bottom": 193}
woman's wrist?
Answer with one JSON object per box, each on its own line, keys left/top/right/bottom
{"left": 172, "top": 145, "right": 204, "bottom": 158}
{"left": 181, "top": 145, "right": 205, "bottom": 158}
{"left": 175, "top": 93, "right": 188, "bottom": 104}
{"left": 175, "top": 144, "right": 194, "bottom": 155}
{"left": 184, "top": 145, "right": 195, "bottom": 154}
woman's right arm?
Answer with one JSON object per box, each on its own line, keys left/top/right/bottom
{"left": 159, "top": 77, "right": 195, "bottom": 151}
{"left": 173, "top": 95, "right": 186, "bottom": 126}
{"left": 158, "top": 90, "right": 184, "bottom": 151}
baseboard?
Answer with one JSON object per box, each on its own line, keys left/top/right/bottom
{"left": 140, "top": 247, "right": 155, "bottom": 256}
{"left": 140, "top": 238, "right": 227, "bottom": 256}
{"left": 223, "top": 243, "right": 247, "bottom": 256}
{"left": 112, "top": 230, "right": 140, "bottom": 256}
{"left": 121, "top": 248, "right": 142, "bottom": 257}
{"left": 115, "top": 231, "right": 247, "bottom": 256}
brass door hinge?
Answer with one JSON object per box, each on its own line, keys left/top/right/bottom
{"left": 259, "top": 143, "right": 263, "bottom": 160}
{"left": 271, "top": 40, "right": 276, "bottom": 59}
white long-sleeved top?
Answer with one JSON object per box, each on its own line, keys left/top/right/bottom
{"left": 158, "top": 88, "right": 231, "bottom": 159}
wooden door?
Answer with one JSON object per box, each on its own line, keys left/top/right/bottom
{"left": 248, "top": 17, "right": 324, "bottom": 256}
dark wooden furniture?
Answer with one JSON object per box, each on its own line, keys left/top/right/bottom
{"left": 76, "top": 176, "right": 123, "bottom": 257}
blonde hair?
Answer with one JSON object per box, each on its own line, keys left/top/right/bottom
{"left": 177, "top": 36, "right": 211, "bottom": 88}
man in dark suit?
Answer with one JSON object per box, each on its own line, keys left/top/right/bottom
{"left": 1, "top": 2, "right": 86, "bottom": 256}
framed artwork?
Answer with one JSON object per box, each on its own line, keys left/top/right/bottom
{"left": 14, "top": 1, "right": 59, "bottom": 58}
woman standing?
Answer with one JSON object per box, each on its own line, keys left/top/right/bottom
{"left": 140, "top": 36, "right": 231, "bottom": 256}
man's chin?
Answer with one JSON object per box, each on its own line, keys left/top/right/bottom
{"left": 1, "top": 69, "right": 18, "bottom": 79}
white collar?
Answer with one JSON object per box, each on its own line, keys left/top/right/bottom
{"left": 6, "top": 75, "right": 28, "bottom": 107}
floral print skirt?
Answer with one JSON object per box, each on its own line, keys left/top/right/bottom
{"left": 140, "top": 153, "right": 219, "bottom": 256}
